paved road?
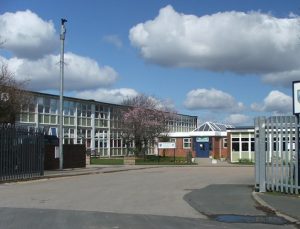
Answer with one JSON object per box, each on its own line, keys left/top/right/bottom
{"left": 0, "top": 167, "right": 296, "bottom": 228}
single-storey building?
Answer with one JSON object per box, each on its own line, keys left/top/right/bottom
{"left": 227, "top": 126, "right": 255, "bottom": 162}
{"left": 158, "top": 122, "right": 233, "bottom": 159}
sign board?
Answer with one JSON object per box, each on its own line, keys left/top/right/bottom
{"left": 196, "top": 137, "right": 209, "bottom": 142}
{"left": 293, "top": 81, "right": 300, "bottom": 115}
{"left": 158, "top": 142, "right": 176, "bottom": 149}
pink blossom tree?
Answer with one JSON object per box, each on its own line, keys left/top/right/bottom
{"left": 121, "top": 94, "right": 175, "bottom": 157}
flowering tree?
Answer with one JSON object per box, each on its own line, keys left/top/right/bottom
{"left": 121, "top": 94, "right": 175, "bottom": 157}
{"left": 0, "top": 64, "right": 29, "bottom": 123}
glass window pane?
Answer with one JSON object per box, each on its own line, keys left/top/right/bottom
{"left": 232, "top": 143, "right": 239, "bottom": 151}
{"left": 64, "top": 117, "right": 69, "bottom": 125}
{"left": 44, "top": 106, "right": 50, "bottom": 113}
{"left": 38, "top": 114, "right": 43, "bottom": 123}
{"left": 87, "top": 118, "right": 91, "bottom": 126}
{"left": 242, "top": 143, "right": 248, "bottom": 151}
{"left": 29, "top": 114, "right": 35, "bottom": 122}
{"left": 21, "top": 114, "right": 28, "bottom": 122}
{"left": 44, "top": 115, "right": 50, "bottom": 123}
{"left": 38, "top": 105, "right": 43, "bottom": 113}
{"left": 51, "top": 115, "right": 56, "bottom": 124}
{"left": 38, "top": 97, "right": 43, "bottom": 105}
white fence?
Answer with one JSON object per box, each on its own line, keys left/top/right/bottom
{"left": 255, "top": 116, "right": 299, "bottom": 194}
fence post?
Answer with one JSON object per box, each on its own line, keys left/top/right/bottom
{"left": 255, "top": 117, "right": 266, "bottom": 192}
{"left": 255, "top": 117, "right": 260, "bottom": 191}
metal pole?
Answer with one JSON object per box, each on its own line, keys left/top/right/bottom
{"left": 174, "top": 148, "right": 175, "bottom": 164}
{"left": 59, "top": 18, "right": 67, "bottom": 170}
{"left": 296, "top": 114, "right": 300, "bottom": 194}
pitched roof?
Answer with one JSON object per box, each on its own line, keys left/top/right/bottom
{"left": 194, "top": 122, "right": 234, "bottom": 132}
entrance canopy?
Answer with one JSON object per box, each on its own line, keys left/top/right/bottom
{"left": 190, "top": 122, "right": 234, "bottom": 137}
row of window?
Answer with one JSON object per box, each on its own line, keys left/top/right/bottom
{"left": 231, "top": 135, "right": 255, "bottom": 152}
{"left": 20, "top": 96, "right": 197, "bottom": 131}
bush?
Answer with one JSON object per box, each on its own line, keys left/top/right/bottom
{"left": 238, "top": 158, "right": 254, "bottom": 164}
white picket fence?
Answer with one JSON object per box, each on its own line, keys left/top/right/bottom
{"left": 255, "top": 116, "right": 299, "bottom": 194}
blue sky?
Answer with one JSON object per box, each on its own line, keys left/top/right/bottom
{"left": 1, "top": 0, "right": 299, "bottom": 125}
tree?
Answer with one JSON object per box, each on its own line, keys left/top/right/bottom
{"left": 121, "top": 94, "right": 175, "bottom": 157}
{"left": 0, "top": 64, "right": 30, "bottom": 123}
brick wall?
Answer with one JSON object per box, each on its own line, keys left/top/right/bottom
{"left": 158, "top": 138, "right": 196, "bottom": 158}
{"left": 210, "top": 137, "right": 228, "bottom": 159}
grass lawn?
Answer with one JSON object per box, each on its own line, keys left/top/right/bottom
{"left": 91, "top": 158, "right": 124, "bottom": 165}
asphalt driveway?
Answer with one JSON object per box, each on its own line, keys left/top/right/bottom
{"left": 0, "top": 166, "right": 295, "bottom": 228}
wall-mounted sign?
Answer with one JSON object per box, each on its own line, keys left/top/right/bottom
{"left": 196, "top": 137, "right": 209, "bottom": 142}
{"left": 158, "top": 142, "right": 176, "bottom": 149}
{"left": 293, "top": 81, "right": 300, "bottom": 115}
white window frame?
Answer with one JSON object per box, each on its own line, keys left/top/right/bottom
{"left": 183, "top": 138, "right": 191, "bottom": 149}
{"left": 223, "top": 138, "right": 227, "bottom": 148}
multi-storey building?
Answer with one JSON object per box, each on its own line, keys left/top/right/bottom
{"left": 17, "top": 91, "right": 198, "bottom": 157}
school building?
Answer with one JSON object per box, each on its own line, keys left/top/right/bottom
{"left": 160, "top": 122, "right": 233, "bottom": 159}
{"left": 17, "top": 91, "right": 255, "bottom": 162}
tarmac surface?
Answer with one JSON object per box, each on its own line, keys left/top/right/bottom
{"left": 45, "top": 164, "right": 300, "bottom": 226}
{"left": 1, "top": 164, "right": 299, "bottom": 228}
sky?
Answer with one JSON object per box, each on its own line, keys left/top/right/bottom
{"left": 0, "top": 0, "right": 299, "bottom": 125}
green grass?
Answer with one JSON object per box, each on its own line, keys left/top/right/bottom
{"left": 232, "top": 158, "right": 255, "bottom": 165}
{"left": 91, "top": 158, "right": 124, "bottom": 165}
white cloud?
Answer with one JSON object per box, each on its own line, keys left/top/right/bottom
{"left": 75, "top": 88, "right": 138, "bottom": 104}
{"left": 148, "top": 96, "right": 176, "bottom": 111}
{"left": 262, "top": 70, "right": 300, "bottom": 87}
{"left": 184, "top": 88, "right": 244, "bottom": 112}
{"left": 103, "top": 35, "right": 123, "bottom": 48}
{"left": 224, "top": 114, "right": 252, "bottom": 126}
{"left": 129, "top": 5, "right": 300, "bottom": 76}
{"left": 0, "top": 10, "right": 58, "bottom": 59}
{"left": 1, "top": 52, "right": 118, "bottom": 90}
{"left": 251, "top": 90, "right": 292, "bottom": 114}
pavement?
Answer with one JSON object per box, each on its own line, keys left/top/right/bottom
{"left": 43, "top": 164, "right": 300, "bottom": 226}
{"left": 4, "top": 164, "right": 300, "bottom": 228}
{"left": 43, "top": 164, "right": 160, "bottom": 178}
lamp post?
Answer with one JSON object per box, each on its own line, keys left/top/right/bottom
{"left": 59, "top": 18, "right": 67, "bottom": 170}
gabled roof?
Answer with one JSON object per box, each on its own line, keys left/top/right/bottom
{"left": 193, "top": 122, "right": 234, "bottom": 132}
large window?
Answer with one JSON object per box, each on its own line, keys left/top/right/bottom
{"left": 95, "top": 104, "right": 109, "bottom": 128}
{"left": 77, "top": 103, "right": 92, "bottom": 127}
{"left": 183, "top": 138, "right": 191, "bottom": 149}
{"left": 231, "top": 134, "right": 255, "bottom": 152}
{"left": 241, "top": 137, "right": 249, "bottom": 151}
{"left": 63, "top": 128, "right": 75, "bottom": 144}
{"left": 20, "top": 103, "right": 35, "bottom": 123}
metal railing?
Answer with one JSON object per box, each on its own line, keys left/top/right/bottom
{"left": 255, "top": 116, "right": 299, "bottom": 194}
{"left": 0, "top": 124, "right": 44, "bottom": 181}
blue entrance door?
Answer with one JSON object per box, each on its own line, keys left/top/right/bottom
{"left": 194, "top": 137, "right": 210, "bottom": 158}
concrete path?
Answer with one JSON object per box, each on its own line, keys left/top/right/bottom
{"left": 255, "top": 192, "right": 300, "bottom": 223}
